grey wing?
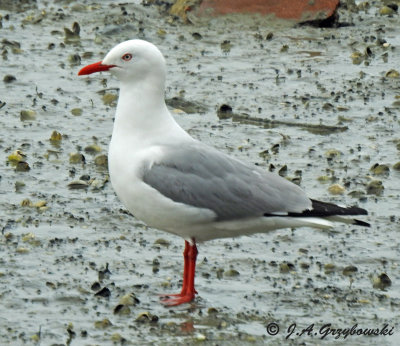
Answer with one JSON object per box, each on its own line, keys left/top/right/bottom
{"left": 142, "top": 142, "right": 312, "bottom": 221}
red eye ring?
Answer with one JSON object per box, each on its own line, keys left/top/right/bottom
{"left": 122, "top": 53, "right": 133, "bottom": 61}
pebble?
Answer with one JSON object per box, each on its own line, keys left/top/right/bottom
{"left": 217, "top": 104, "right": 233, "bottom": 119}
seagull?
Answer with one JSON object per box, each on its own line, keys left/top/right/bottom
{"left": 78, "top": 39, "right": 369, "bottom": 306}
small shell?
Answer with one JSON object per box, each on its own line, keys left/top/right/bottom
{"left": 370, "top": 163, "right": 390, "bottom": 175}
{"left": 342, "top": 265, "right": 358, "bottom": 276}
{"left": 279, "top": 262, "right": 295, "bottom": 273}
{"left": 118, "top": 292, "right": 139, "bottom": 306}
{"left": 328, "top": 184, "right": 345, "bottom": 195}
{"left": 110, "top": 333, "right": 126, "bottom": 342}
{"left": 22, "top": 233, "right": 36, "bottom": 242}
{"left": 195, "top": 333, "right": 206, "bottom": 341}
{"left": 68, "top": 180, "right": 89, "bottom": 190}
{"left": 325, "top": 149, "right": 341, "bottom": 158}
{"left": 135, "top": 312, "right": 159, "bottom": 323}
{"left": 20, "top": 109, "right": 36, "bottom": 121}
{"left": 372, "top": 273, "right": 392, "bottom": 290}
{"left": 94, "top": 287, "right": 111, "bottom": 298}
{"left": 94, "top": 154, "right": 108, "bottom": 167}
{"left": 33, "top": 200, "right": 47, "bottom": 208}
{"left": 385, "top": 69, "right": 399, "bottom": 78}
{"left": 154, "top": 238, "right": 171, "bottom": 247}
{"left": 21, "top": 198, "right": 32, "bottom": 207}
{"left": 317, "top": 175, "right": 332, "bottom": 183}
{"left": 94, "top": 319, "right": 112, "bottom": 329}
{"left": 220, "top": 40, "right": 232, "bottom": 53}
{"left": 324, "top": 263, "right": 336, "bottom": 274}
{"left": 207, "top": 307, "right": 218, "bottom": 315}
{"left": 350, "top": 51, "right": 364, "bottom": 65}
{"left": 366, "top": 180, "right": 384, "bottom": 196}
{"left": 71, "top": 108, "right": 82, "bottom": 116}
{"left": 15, "top": 161, "right": 30, "bottom": 172}
{"left": 102, "top": 93, "right": 118, "bottom": 106}
{"left": 224, "top": 269, "right": 240, "bottom": 277}
{"left": 8, "top": 150, "right": 26, "bottom": 163}
{"left": 69, "top": 152, "right": 85, "bottom": 164}
{"left": 30, "top": 334, "right": 40, "bottom": 342}
{"left": 84, "top": 144, "right": 101, "bottom": 154}
{"left": 113, "top": 304, "right": 131, "bottom": 315}
{"left": 16, "top": 247, "right": 29, "bottom": 254}
{"left": 3, "top": 74, "right": 16, "bottom": 83}
{"left": 50, "top": 130, "right": 62, "bottom": 142}
{"left": 379, "top": 6, "right": 396, "bottom": 15}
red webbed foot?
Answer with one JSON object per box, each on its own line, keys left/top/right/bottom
{"left": 158, "top": 240, "right": 198, "bottom": 306}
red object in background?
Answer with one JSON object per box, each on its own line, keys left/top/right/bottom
{"left": 196, "top": 0, "right": 339, "bottom": 21}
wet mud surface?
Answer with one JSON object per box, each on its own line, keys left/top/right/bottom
{"left": 1, "top": 0, "right": 399, "bottom": 345}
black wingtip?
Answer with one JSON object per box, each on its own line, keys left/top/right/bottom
{"left": 310, "top": 199, "right": 368, "bottom": 217}
{"left": 353, "top": 219, "right": 370, "bottom": 227}
{"left": 264, "top": 199, "right": 370, "bottom": 227}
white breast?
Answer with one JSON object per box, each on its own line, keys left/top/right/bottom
{"left": 108, "top": 136, "right": 216, "bottom": 237}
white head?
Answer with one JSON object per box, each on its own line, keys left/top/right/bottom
{"left": 78, "top": 39, "right": 167, "bottom": 86}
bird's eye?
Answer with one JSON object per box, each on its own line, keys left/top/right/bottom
{"left": 122, "top": 53, "right": 133, "bottom": 61}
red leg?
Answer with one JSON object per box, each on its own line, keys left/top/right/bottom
{"left": 160, "top": 240, "right": 198, "bottom": 306}
{"left": 159, "top": 240, "right": 190, "bottom": 297}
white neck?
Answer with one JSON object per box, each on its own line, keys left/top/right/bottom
{"left": 112, "top": 79, "right": 190, "bottom": 145}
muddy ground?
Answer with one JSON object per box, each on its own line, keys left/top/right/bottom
{"left": 1, "top": 0, "right": 399, "bottom": 345}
